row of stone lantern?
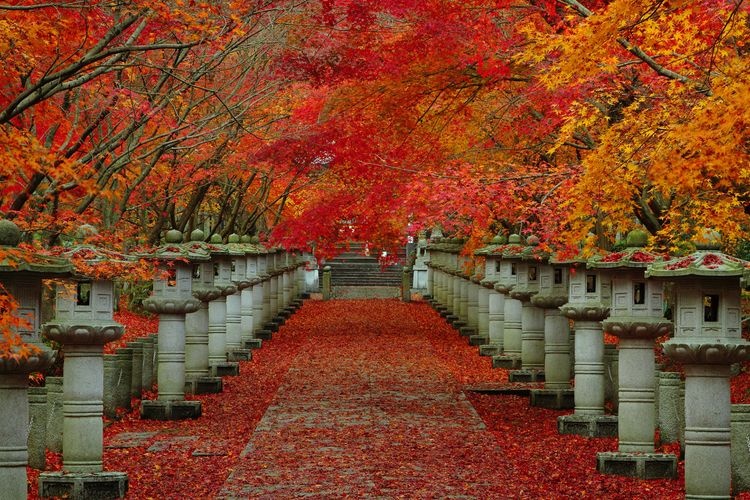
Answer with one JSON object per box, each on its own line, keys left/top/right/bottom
{"left": 426, "top": 229, "right": 750, "bottom": 498}
{"left": 139, "top": 229, "right": 307, "bottom": 420}
{"left": 0, "top": 220, "right": 310, "bottom": 499}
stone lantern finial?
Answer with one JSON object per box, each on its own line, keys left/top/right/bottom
{"left": 228, "top": 233, "right": 240, "bottom": 243}
{"left": 210, "top": 234, "right": 222, "bottom": 244}
{"left": 240, "top": 235, "right": 253, "bottom": 244}
{"left": 190, "top": 228, "right": 205, "bottom": 242}
{"left": 625, "top": 229, "right": 648, "bottom": 247}
{"left": 165, "top": 229, "right": 182, "bottom": 243}
{"left": 0, "top": 219, "right": 21, "bottom": 246}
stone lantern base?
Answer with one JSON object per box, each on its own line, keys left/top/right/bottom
{"left": 140, "top": 399, "right": 202, "bottom": 420}
{"left": 557, "top": 414, "right": 618, "bottom": 438}
{"left": 244, "top": 338, "right": 263, "bottom": 350}
{"left": 529, "top": 388, "right": 574, "bottom": 409}
{"left": 39, "top": 471, "right": 128, "bottom": 499}
{"left": 491, "top": 354, "right": 521, "bottom": 370}
{"left": 227, "top": 348, "right": 252, "bottom": 362}
{"left": 509, "top": 369, "right": 545, "bottom": 383}
{"left": 478, "top": 344, "right": 502, "bottom": 356}
{"left": 210, "top": 361, "right": 240, "bottom": 377}
{"left": 596, "top": 452, "right": 677, "bottom": 479}
{"left": 255, "top": 329, "right": 274, "bottom": 341}
{"left": 185, "top": 376, "right": 223, "bottom": 395}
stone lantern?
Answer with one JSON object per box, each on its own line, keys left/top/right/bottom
{"left": 140, "top": 229, "right": 206, "bottom": 420}
{"left": 508, "top": 236, "right": 547, "bottom": 382}
{"left": 412, "top": 231, "right": 430, "bottom": 296}
{"left": 530, "top": 251, "right": 573, "bottom": 409}
{"left": 591, "top": 230, "right": 677, "bottom": 478}
{"left": 183, "top": 229, "right": 223, "bottom": 395}
{"left": 646, "top": 235, "right": 750, "bottom": 498}
{"left": 475, "top": 234, "right": 507, "bottom": 357}
{"left": 558, "top": 250, "right": 616, "bottom": 437}
{"left": 238, "top": 235, "right": 262, "bottom": 350}
{"left": 0, "top": 220, "right": 69, "bottom": 499}
{"left": 39, "top": 245, "right": 130, "bottom": 498}
{"left": 225, "top": 234, "right": 252, "bottom": 362}
{"left": 492, "top": 234, "right": 524, "bottom": 369}
{"left": 206, "top": 235, "right": 239, "bottom": 376}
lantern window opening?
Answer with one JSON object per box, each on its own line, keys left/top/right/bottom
{"left": 703, "top": 293, "right": 720, "bottom": 322}
{"left": 633, "top": 282, "right": 646, "bottom": 305}
{"left": 511, "top": 263, "right": 517, "bottom": 276}
{"left": 167, "top": 269, "right": 177, "bottom": 288}
{"left": 528, "top": 265, "right": 538, "bottom": 282}
{"left": 553, "top": 268, "right": 563, "bottom": 285}
{"left": 586, "top": 274, "right": 597, "bottom": 293}
{"left": 213, "top": 262, "right": 219, "bottom": 277}
{"left": 76, "top": 281, "right": 92, "bottom": 306}
{"left": 192, "top": 264, "right": 201, "bottom": 279}
{"left": 495, "top": 261, "right": 501, "bottom": 273}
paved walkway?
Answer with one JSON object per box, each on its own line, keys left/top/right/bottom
{"left": 217, "top": 300, "right": 510, "bottom": 498}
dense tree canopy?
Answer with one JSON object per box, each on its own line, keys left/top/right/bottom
{"left": 0, "top": 0, "right": 747, "bottom": 255}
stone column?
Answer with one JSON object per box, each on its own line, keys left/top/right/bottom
{"left": 141, "top": 297, "right": 203, "bottom": 419}
{"left": 113, "top": 349, "right": 132, "bottom": 411}
{"left": 509, "top": 288, "right": 545, "bottom": 381}
{"left": 126, "top": 340, "right": 143, "bottom": 398}
{"left": 732, "top": 404, "right": 750, "bottom": 494}
{"left": 103, "top": 355, "right": 119, "bottom": 418}
{"left": 657, "top": 371, "right": 683, "bottom": 444}
{"left": 240, "top": 284, "right": 257, "bottom": 349}
{"left": 472, "top": 280, "right": 489, "bottom": 346}
{"left": 557, "top": 305, "right": 617, "bottom": 437}
{"left": 480, "top": 283, "right": 504, "bottom": 356}
{"left": 141, "top": 336, "right": 155, "bottom": 391}
{"left": 321, "top": 266, "right": 332, "bottom": 300}
{"left": 185, "top": 288, "right": 222, "bottom": 394}
{"left": 529, "top": 295, "right": 572, "bottom": 409}
{"left": 39, "top": 324, "right": 128, "bottom": 497}
{"left": 45, "top": 375, "right": 64, "bottom": 453}
{"left": 225, "top": 290, "right": 245, "bottom": 357}
{"left": 207, "top": 289, "right": 239, "bottom": 377}
{"left": 402, "top": 267, "right": 411, "bottom": 302}
{"left": 596, "top": 319, "right": 676, "bottom": 478}
{"left": 0, "top": 349, "right": 54, "bottom": 499}
{"left": 252, "top": 279, "right": 265, "bottom": 335}
{"left": 493, "top": 284, "right": 522, "bottom": 369}
{"left": 28, "top": 386, "right": 48, "bottom": 470}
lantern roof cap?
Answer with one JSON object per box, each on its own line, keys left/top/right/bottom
{"left": 589, "top": 247, "right": 665, "bottom": 270}
{"left": 646, "top": 250, "right": 748, "bottom": 278}
{"left": 0, "top": 220, "right": 72, "bottom": 275}
{"left": 139, "top": 230, "right": 211, "bottom": 262}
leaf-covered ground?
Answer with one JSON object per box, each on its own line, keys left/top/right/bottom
{"left": 29, "top": 299, "right": 691, "bottom": 498}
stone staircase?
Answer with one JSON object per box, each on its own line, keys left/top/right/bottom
{"left": 327, "top": 242, "right": 405, "bottom": 287}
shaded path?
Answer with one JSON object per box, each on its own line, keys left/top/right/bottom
{"left": 218, "top": 299, "right": 511, "bottom": 498}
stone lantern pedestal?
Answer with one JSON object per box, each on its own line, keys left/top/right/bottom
{"left": 646, "top": 241, "right": 750, "bottom": 499}
{"left": 183, "top": 231, "right": 224, "bottom": 394}
{"left": 530, "top": 294, "right": 573, "bottom": 409}
{"left": 474, "top": 234, "right": 507, "bottom": 357}
{"left": 1, "top": 350, "right": 55, "bottom": 499}
{"left": 39, "top": 322, "right": 128, "bottom": 498}
{"left": 140, "top": 230, "right": 207, "bottom": 420}
{"left": 0, "top": 219, "right": 71, "bottom": 498}
{"left": 591, "top": 235, "right": 677, "bottom": 478}
{"left": 206, "top": 234, "right": 240, "bottom": 377}
{"left": 491, "top": 235, "right": 524, "bottom": 370}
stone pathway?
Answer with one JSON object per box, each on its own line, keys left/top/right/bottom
{"left": 217, "top": 300, "right": 512, "bottom": 498}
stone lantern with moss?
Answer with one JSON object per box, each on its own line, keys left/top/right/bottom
{"left": 475, "top": 233, "right": 507, "bottom": 357}
{"left": 225, "top": 234, "right": 252, "bottom": 362}
{"left": 183, "top": 229, "right": 223, "bottom": 395}
{"left": 206, "top": 234, "right": 239, "bottom": 376}
{"left": 646, "top": 233, "right": 750, "bottom": 498}
{"left": 590, "top": 230, "right": 677, "bottom": 478}
{"left": 39, "top": 243, "right": 131, "bottom": 498}
{"left": 492, "top": 234, "right": 524, "bottom": 369}
{"left": 140, "top": 229, "right": 206, "bottom": 419}
{"left": 529, "top": 250, "right": 573, "bottom": 409}
{"left": 0, "top": 219, "right": 70, "bottom": 499}
{"left": 507, "top": 236, "right": 546, "bottom": 382}
{"left": 558, "top": 249, "right": 616, "bottom": 437}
